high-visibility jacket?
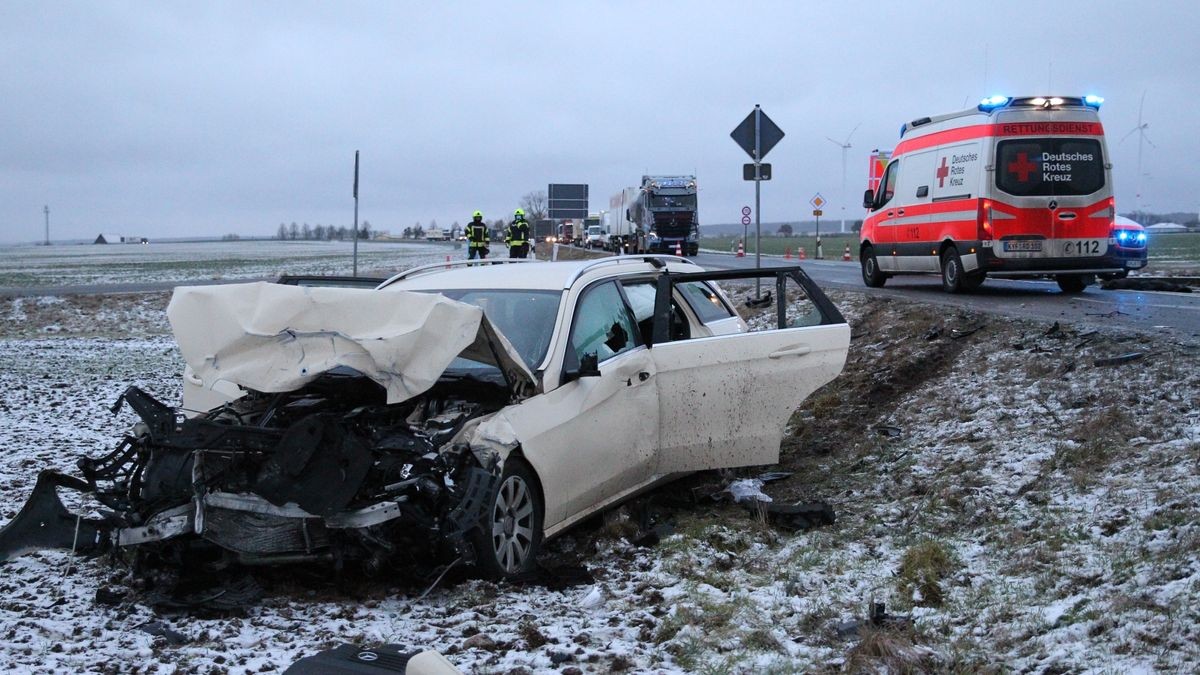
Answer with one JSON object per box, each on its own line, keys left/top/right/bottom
{"left": 508, "top": 219, "right": 530, "bottom": 246}
{"left": 466, "top": 221, "right": 489, "bottom": 248}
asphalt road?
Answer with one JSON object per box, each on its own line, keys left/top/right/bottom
{"left": 693, "top": 251, "right": 1200, "bottom": 340}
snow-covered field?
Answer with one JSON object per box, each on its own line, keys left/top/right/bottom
{"left": 0, "top": 241, "right": 453, "bottom": 287}
{"left": 1, "top": 289, "right": 1198, "bottom": 673}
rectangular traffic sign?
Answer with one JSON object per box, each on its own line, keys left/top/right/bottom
{"left": 743, "top": 163, "right": 771, "bottom": 181}
{"left": 813, "top": 209, "right": 823, "bottom": 217}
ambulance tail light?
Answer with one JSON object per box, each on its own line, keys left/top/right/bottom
{"left": 979, "top": 199, "right": 994, "bottom": 241}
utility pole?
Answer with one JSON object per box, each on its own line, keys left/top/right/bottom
{"left": 352, "top": 151, "right": 360, "bottom": 276}
{"left": 43, "top": 205, "right": 50, "bottom": 246}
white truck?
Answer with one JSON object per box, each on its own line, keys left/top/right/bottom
{"left": 606, "top": 187, "right": 643, "bottom": 252}
{"left": 583, "top": 212, "right": 605, "bottom": 248}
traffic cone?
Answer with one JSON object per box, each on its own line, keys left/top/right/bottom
{"left": 785, "top": 247, "right": 791, "bottom": 260}
{"left": 842, "top": 244, "right": 852, "bottom": 262}
{"left": 736, "top": 240, "right": 745, "bottom": 257}
{"left": 798, "top": 247, "right": 806, "bottom": 260}
{"left": 675, "top": 241, "right": 683, "bottom": 256}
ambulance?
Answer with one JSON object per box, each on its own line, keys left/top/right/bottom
{"left": 859, "top": 95, "right": 1147, "bottom": 293}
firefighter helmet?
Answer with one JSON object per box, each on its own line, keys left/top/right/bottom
{"left": 473, "top": 210, "right": 483, "bottom": 218}
{"left": 514, "top": 208, "right": 525, "bottom": 217}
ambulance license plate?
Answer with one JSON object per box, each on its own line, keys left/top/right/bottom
{"left": 1003, "top": 240, "right": 1042, "bottom": 252}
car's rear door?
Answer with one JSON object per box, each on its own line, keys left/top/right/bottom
{"left": 648, "top": 269, "right": 850, "bottom": 473}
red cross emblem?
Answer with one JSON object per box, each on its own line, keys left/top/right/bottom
{"left": 1007, "top": 152, "right": 1038, "bottom": 182}
{"left": 935, "top": 157, "right": 950, "bottom": 187}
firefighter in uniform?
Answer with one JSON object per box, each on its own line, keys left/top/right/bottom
{"left": 466, "top": 210, "right": 489, "bottom": 260}
{"left": 507, "top": 208, "right": 531, "bottom": 259}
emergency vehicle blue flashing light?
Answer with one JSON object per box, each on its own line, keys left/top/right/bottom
{"left": 979, "top": 95, "right": 1010, "bottom": 111}
{"left": 1117, "top": 231, "right": 1129, "bottom": 242}
{"left": 1136, "top": 232, "right": 1147, "bottom": 243}
{"left": 1083, "top": 95, "right": 1104, "bottom": 108}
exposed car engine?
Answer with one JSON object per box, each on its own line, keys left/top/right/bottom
{"left": 0, "top": 372, "right": 511, "bottom": 580}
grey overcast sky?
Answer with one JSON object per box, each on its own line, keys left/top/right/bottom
{"left": 2, "top": 0, "right": 1197, "bottom": 242}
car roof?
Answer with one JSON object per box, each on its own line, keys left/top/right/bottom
{"left": 380, "top": 257, "right": 706, "bottom": 292}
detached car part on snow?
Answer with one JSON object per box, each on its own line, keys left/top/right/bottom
{"left": 0, "top": 257, "right": 850, "bottom": 580}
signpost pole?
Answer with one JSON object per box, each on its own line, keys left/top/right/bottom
{"left": 754, "top": 105, "right": 762, "bottom": 298}
{"left": 352, "top": 150, "right": 360, "bottom": 277}
{"left": 815, "top": 213, "right": 822, "bottom": 259}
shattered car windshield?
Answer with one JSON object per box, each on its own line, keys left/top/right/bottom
{"left": 424, "top": 289, "right": 562, "bottom": 373}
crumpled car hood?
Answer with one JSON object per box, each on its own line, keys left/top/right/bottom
{"left": 167, "top": 282, "right": 537, "bottom": 404}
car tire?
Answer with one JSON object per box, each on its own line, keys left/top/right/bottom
{"left": 940, "top": 247, "right": 968, "bottom": 293}
{"left": 470, "top": 458, "right": 543, "bottom": 580}
{"left": 1056, "top": 274, "right": 1089, "bottom": 293}
{"left": 861, "top": 245, "right": 887, "bottom": 288}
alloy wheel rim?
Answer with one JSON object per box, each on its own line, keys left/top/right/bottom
{"left": 490, "top": 475, "right": 534, "bottom": 573}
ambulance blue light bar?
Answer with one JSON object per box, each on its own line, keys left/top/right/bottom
{"left": 1083, "top": 95, "right": 1104, "bottom": 109}
{"left": 979, "top": 95, "right": 1010, "bottom": 111}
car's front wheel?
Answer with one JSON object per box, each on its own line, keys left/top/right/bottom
{"left": 471, "top": 459, "right": 543, "bottom": 579}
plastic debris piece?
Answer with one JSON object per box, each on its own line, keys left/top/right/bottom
{"left": 1094, "top": 352, "right": 1145, "bottom": 367}
{"left": 728, "top": 478, "right": 772, "bottom": 504}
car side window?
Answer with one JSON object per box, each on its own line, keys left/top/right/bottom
{"left": 571, "top": 281, "right": 641, "bottom": 363}
{"left": 879, "top": 159, "right": 900, "bottom": 208}
{"left": 621, "top": 280, "right": 693, "bottom": 344}
{"left": 678, "top": 281, "right": 734, "bottom": 324}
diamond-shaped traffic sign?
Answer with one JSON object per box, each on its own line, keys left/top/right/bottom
{"left": 731, "top": 107, "right": 785, "bottom": 160}
{"left": 810, "top": 193, "right": 826, "bottom": 209}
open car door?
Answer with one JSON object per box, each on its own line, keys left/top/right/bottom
{"left": 648, "top": 267, "right": 850, "bottom": 474}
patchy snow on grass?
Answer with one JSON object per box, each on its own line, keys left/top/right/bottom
{"left": 0, "top": 289, "right": 1197, "bottom": 673}
{"left": 0, "top": 241, "right": 453, "bottom": 288}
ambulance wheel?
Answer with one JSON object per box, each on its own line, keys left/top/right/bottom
{"left": 861, "top": 246, "right": 887, "bottom": 288}
{"left": 1055, "top": 274, "right": 1089, "bottom": 293}
{"left": 940, "top": 248, "right": 968, "bottom": 293}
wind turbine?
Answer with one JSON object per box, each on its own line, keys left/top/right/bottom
{"left": 1120, "top": 92, "right": 1155, "bottom": 209}
{"left": 827, "top": 123, "right": 860, "bottom": 233}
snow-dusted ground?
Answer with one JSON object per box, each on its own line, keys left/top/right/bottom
{"left": 0, "top": 241, "right": 452, "bottom": 287}
{"left": 1, "top": 289, "right": 1198, "bottom": 673}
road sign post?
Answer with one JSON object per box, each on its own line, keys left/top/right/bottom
{"left": 731, "top": 105, "right": 785, "bottom": 298}
{"left": 352, "top": 150, "right": 360, "bottom": 276}
{"left": 810, "top": 194, "right": 826, "bottom": 260}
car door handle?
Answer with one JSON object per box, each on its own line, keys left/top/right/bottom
{"left": 768, "top": 345, "right": 812, "bottom": 359}
{"left": 627, "top": 371, "right": 652, "bottom": 386}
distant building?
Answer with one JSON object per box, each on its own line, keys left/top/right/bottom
{"left": 94, "top": 234, "right": 148, "bottom": 244}
{"left": 1146, "top": 222, "right": 1187, "bottom": 234}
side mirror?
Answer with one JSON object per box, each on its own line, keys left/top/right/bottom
{"left": 561, "top": 350, "right": 601, "bottom": 384}
{"left": 862, "top": 189, "right": 875, "bottom": 210}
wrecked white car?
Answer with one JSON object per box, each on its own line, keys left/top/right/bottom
{"left": 0, "top": 257, "right": 849, "bottom": 581}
